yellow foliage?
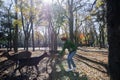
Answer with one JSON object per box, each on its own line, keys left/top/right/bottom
{"left": 86, "top": 15, "right": 91, "bottom": 20}
{"left": 13, "top": 19, "right": 22, "bottom": 28}
{"left": 96, "top": 0, "right": 104, "bottom": 8}
{"left": 14, "top": 6, "right": 20, "bottom": 12}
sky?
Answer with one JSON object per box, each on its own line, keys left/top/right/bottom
{"left": 3, "top": 0, "right": 11, "bottom": 6}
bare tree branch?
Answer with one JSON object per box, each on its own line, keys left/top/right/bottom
{"left": 90, "top": 0, "right": 97, "bottom": 11}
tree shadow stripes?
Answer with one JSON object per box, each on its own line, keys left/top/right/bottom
{"left": 75, "top": 54, "right": 108, "bottom": 74}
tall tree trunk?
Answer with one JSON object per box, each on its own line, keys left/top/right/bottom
{"left": 14, "top": 0, "right": 18, "bottom": 52}
{"left": 107, "top": 0, "right": 120, "bottom": 80}
{"left": 53, "top": 32, "right": 57, "bottom": 51}
{"left": 101, "top": 26, "right": 105, "bottom": 48}
{"left": 8, "top": 1, "right": 13, "bottom": 50}
{"left": 93, "top": 25, "right": 99, "bottom": 46}
{"left": 30, "top": 0, "right": 35, "bottom": 51}
{"left": 99, "top": 25, "right": 102, "bottom": 48}
{"left": 99, "top": 25, "right": 105, "bottom": 48}
{"left": 20, "top": 0, "right": 32, "bottom": 51}
{"left": 24, "top": 36, "right": 29, "bottom": 51}
{"left": 68, "top": 0, "right": 74, "bottom": 42}
{"left": 74, "top": 10, "right": 79, "bottom": 46}
{"left": 32, "top": 22, "right": 35, "bottom": 51}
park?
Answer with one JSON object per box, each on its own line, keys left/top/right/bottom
{"left": 0, "top": 0, "right": 120, "bottom": 80}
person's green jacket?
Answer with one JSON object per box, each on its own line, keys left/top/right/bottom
{"left": 59, "top": 39, "right": 77, "bottom": 56}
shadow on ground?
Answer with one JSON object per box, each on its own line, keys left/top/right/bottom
{"left": 48, "top": 70, "right": 88, "bottom": 80}
{"left": 0, "top": 50, "right": 89, "bottom": 80}
{"left": 0, "top": 59, "right": 88, "bottom": 80}
{"left": 75, "top": 54, "right": 108, "bottom": 74}
{"left": 48, "top": 60, "right": 88, "bottom": 80}
{"left": 0, "top": 60, "right": 15, "bottom": 77}
{"left": 78, "top": 47, "right": 108, "bottom": 54}
{"left": 1, "top": 74, "right": 29, "bottom": 80}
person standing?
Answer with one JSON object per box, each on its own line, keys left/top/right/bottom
{"left": 59, "top": 37, "right": 77, "bottom": 71}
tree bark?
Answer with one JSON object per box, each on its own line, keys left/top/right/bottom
{"left": 68, "top": 0, "right": 74, "bottom": 42}
{"left": 14, "top": 0, "right": 18, "bottom": 52}
{"left": 30, "top": 0, "right": 35, "bottom": 51}
{"left": 107, "top": 0, "right": 120, "bottom": 80}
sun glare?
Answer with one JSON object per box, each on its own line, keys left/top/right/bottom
{"left": 42, "top": 0, "right": 53, "bottom": 4}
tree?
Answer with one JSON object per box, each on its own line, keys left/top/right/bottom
{"left": 43, "top": 1, "right": 65, "bottom": 52}
{"left": 107, "top": 0, "right": 120, "bottom": 80}
{"left": 67, "top": 0, "right": 74, "bottom": 41}
{"left": 30, "top": 0, "right": 35, "bottom": 51}
{"left": 7, "top": 0, "right": 13, "bottom": 51}
{"left": 66, "top": 0, "right": 88, "bottom": 43}
{"left": 14, "top": 0, "right": 18, "bottom": 52}
{"left": 0, "top": 0, "right": 14, "bottom": 50}
{"left": 34, "top": 30, "right": 44, "bottom": 50}
{"left": 19, "top": 0, "right": 34, "bottom": 51}
{"left": 90, "top": 0, "right": 107, "bottom": 48}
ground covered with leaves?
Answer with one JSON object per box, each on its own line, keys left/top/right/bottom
{"left": 0, "top": 47, "right": 109, "bottom": 80}
{"left": 75, "top": 47, "right": 109, "bottom": 80}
